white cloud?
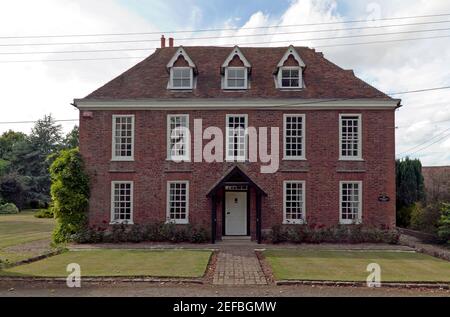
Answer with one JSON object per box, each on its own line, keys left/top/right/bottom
{"left": 0, "top": 0, "right": 161, "bottom": 134}
{"left": 227, "top": 0, "right": 450, "bottom": 166}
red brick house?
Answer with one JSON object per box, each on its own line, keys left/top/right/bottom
{"left": 74, "top": 37, "right": 400, "bottom": 243}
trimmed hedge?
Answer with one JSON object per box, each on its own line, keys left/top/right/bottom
{"left": 0, "top": 203, "right": 19, "bottom": 214}
{"left": 72, "top": 222, "right": 211, "bottom": 244}
{"left": 265, "top": 224, "right": 400, "bottom": 244}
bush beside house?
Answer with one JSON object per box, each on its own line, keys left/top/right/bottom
{"left": 72, "top": 222, "right": 210, "bottom": 244}
{"left": 50, "top": 148, "right": 89, "bottom": 243}
{"left": 266, "top": 224, "right": 400, "bottom": 244}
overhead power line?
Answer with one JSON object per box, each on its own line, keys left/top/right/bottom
{"left": 1, "top": 86, "right": 449, "bottom": 125}
{"left": 1, "top": 12, "right": 450, "bottom": 39}
{"left": 2, "top": 34, "right": 450, "bottom": 64}
{"left": 1, "top": 27, "right": 450, "bottom": 55}
{"left": 1, "top": 20, "right": 450, "bottom": 47}
{"left": 397, "top": 127, "right": 450, "bottom": 155}
{"left": 401, "top": 133, "right": 450, "bottom": 157}
{"left": 389, "top": 86, "right": 450, "bottom": 95}
{"left": 0, "top": 119, "right": 78, "bottom": 124}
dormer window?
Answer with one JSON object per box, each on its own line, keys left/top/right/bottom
{"left": 225, "top": 67, "right": 247, "bottom": 89}
{"left": 222, "top": 46, "right": 251, "bottom": 90}
{"left": 280, "top": 67, "right": 300, "bottom": 88}
{"left": 171, "top": 67, "right": 193, "bottom": 89}
{"left": 275, "top": 45, "right": 306, "bottom": 90}
{"left": 166, "top": 46, "right": 196, "bottom": 90}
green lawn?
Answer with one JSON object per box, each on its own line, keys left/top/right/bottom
{"left": 0, "top": 249, "right": 212, "bottom": 278}
{"left": 0, "top": 211, "right": 55, "bottom": 264}
{"left": 264, "top": 249, "right": 450, "bottom": 282}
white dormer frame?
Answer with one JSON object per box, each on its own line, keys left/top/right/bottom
{"left": 222, "top": 46, "right": 251, "bottom": 90}
{"left": 276, "top": 45, "right": 306, "bottom": 89}
{"left": 166, "top": 46, "right": 196, "bottom": 90}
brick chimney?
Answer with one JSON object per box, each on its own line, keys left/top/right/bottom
{"left": 160, "top": 35, "right": 166, "bottom": 48}
{"left": 169, "top": 37, "right": 174, "bottom": 48}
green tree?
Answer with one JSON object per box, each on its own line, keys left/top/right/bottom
{"left": 50, "top": 148, "right": 89, "bottom": 243}
{"left": 0, "top": 130, "right": 26, "bottom": 177}
{"left": 62, "top": 126, "right": 79, "bottom": 149}
{"left": 437, "top": 203, "right": 450, "bottom": 244}
{"left": 9, "top": 115, "right": 63, "bottom": 206}
{"left": 396, "top": 157, "right": 425, "bottom": 227}
{"left": 0, "top": 130, "right": 26, "bottom": 159}
{"left": 0, "top": 173, "right": 26, "bottom": 209}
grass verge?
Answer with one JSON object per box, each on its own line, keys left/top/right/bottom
{"left": 263, "top": 249, "right": 450, "bottom": 282}
{"left": 0, "top": 249, "right": 212, "bottom": 278}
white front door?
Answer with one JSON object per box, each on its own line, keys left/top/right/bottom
{"left": 225, "top": 191, "right": 247, "bottom": 236}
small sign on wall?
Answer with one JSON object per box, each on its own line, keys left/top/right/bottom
{"left": 378, "top": 193, "right": 390, "bottom": 202}
{"left": 82, "top": 111, "right": 93, "bottom": 118}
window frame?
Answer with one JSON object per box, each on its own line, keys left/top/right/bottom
{"left": 110, "top": 181, "right": 134, "bottom": 225}
{"left": 339, "top": 181, "right": 362, "bottom": 225}
{"left": 224, "top": 67, "right": 248, "bottom": 90}
{"left": 339, "top": 114, "right": 363, "bottom": 161}
{"left": 166, "top": 180, "right": 190, "bottom": 224}
{"left": 111, "top": 114, "right": 135, "bottom": 161}
{"left": 278, "top": 66, "right": 302, "bottom": 89}
{"left": 283, "top": 180, "right": 306, "bottom": 224}
{"left": 170, "top": 67, "right": 193, "bottom": 90}
{"left": 283, "top": 114, "right": 306, "bottom": 160}
{"left": 166, "top": 114, "right": 190, "bottom": 162}
{"left": 225, "top": 114, "right": 248, "bottom": 162}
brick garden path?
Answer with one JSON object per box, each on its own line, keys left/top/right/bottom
{"left": 212, "top": 246, "right": 267, "bottom": 285}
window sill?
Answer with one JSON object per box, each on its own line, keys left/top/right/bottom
{"left": 278, "top": 87, "right": 303, "bottom": 91}
{"left": 225, "top": 158, "right": 248, "bottom": 163}
{"left": 168, "top": 88, "right": 193, "bottom": 91}
{"left": 166, "top": 158, "right": 191, "bottom": 162}
{"left": 283, "top": 157, "right": 307, "bottom": 161}
{"left": 111, "top": 158, "right": 135, "bottom": 162}
{"left": 165, "top": 220, "right": 189, "bottom": 225}
{"left": 110, "top": 221, "right": 134, "bottom": 225}
{"left": 339, "top": 220, "right": 362, "bottom": 225}
{"left": 283, "top": 220, "right": 307, "bottom": 225}
{"left": 338, "top": 158, "right": 364, "bottom": 162}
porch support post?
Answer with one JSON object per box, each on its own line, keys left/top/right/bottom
{"left": 256, "top": 191, "right": 262, "bottom": 244}
{"left": 211, "top": 194, "right": 217, "bottom": 244}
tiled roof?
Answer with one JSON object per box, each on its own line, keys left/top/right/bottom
{"left": 81, "top": 46, "right": 392, "bottom": 100}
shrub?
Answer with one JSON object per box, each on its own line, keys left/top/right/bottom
{"left": 0, "top": 174, "right": 25, "bottom": 210}
{"left": 34, "top": 208, "right": 54, "bottom": 218}
{"left": 397, "top": 205, "right": 415, "bottom": 228}
{"left": 266, "top": 224, "right": 399, "bottom": 244}
{"left": 0, "top": 202, "right": 19, "bottom": 214}
{"left": 189, "top": 226, "right": 210, "bottom": 243}
{"left": 410, "top": 202, "right": 441, "bottom": 234}
{"left": 438, "top": 203, "right": 450, "bottom": 244}
{"left": 72, "top": 222, "right": 210, "bottom": 244}
{"left": 49, "top": 148, "right": 89, "bottom": 243}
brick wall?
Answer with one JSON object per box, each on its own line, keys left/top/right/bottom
{"left": 79, "top": 108, "right": 396, "bottom": 239}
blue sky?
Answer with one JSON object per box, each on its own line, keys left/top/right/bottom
{"left": 120, "top": 0, "right": 298, "bottom": 30}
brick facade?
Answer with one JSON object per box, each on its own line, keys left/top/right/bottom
{"left": 76, "top": 45, "right": 398, "bottom": 242}
{"left": 79, "top": 108, "right": 396, "bottom": 240}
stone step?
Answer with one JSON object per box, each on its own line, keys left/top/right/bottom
{"left": 221, "top": 236, "right": 251, "bottom": 241}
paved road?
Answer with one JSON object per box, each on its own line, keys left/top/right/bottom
{"left": 1, "top": 282, "right": 449, "bottom": 297}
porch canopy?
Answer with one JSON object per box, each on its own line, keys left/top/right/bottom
{"left": 206, "top": 165, "right": 267, "bottom": 244}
